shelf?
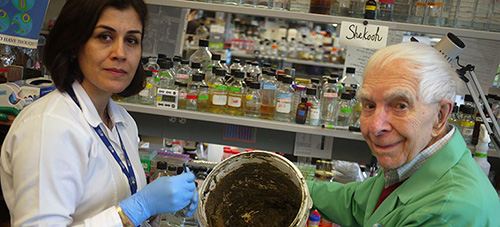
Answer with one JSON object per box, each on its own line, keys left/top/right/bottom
{"left": 231, "top": 51, "right": 344, "bottom": 69}
{"left": 145, "top": 0, "right": 500, "bottom": 41}
{"left": 118, "top": 102, "right": 365, "bottom": 141}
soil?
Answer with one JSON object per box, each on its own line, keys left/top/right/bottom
{"left": 205, "top": 162, "right": 302, "bottom": 227}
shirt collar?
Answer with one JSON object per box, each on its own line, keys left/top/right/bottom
{"left": 70, "top": 82, "right": 126, "bottom": 128}
{"left": 383, "top": 126, "right": 456, "bottom": 187}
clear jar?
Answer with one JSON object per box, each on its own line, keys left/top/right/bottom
{"left": 260, "top": 70, "right": 278, "bottom": 120}
{"left": 176, "top": 60, "right": 192, "bottom": 85}
{"left": 245, "top": 82, "right": 262, "bottom": 118}
{"left": 320, "top": 78, "right": 339, "bottom": 125}
{"left": 177, "top": 82, "right": 188, "bottom": 109}
{"left": 275, "top": 76, "right": 295, "bottom": 122}
{"left": 197, "top": 85, "right": 211, "bottom": 112}
{"left": 335, "top": 92, "right": 353, "bottom": 127}
{"left": 306, "top": 87, "right": 321, "bottom": 126}
{"left": 226, "top": 71, "right": 245, "bottom": 116}
{"left": 189, "top": 39, "right": 212, "bottom": 74}
{"left": 209, "top": 68, "right": 228, "bottom": 114}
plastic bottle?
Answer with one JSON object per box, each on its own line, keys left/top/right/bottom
{"left": 335, "top": 92, "right": 354, "bottom": 127}
{"left": 295, "top": 97, "right": 309, "bottom": 124}
{"left": 189, "top": 39, "right": 212, "bottom": 74}
{"left": 306, "top": 87, "right": 321, "bottom": 126}
{"left": 209, "top": 68, "right": 228, "bottom": 114}
{"left": 320, "top": 78, "right": 339, "bottom": 125}
{"left": 308, "top": 211, "right": 320, "bottom": 227}
{"left": 474, "top": 124, "right": 491, "bottom": 176}
{"left": 176, "top": 60, "right": 192, "bottom": 85}
{"left": 226, "top": 71, "right": 245, "bottom": 116}
{"left": 379, "top": 0, "right": 395, "bottom": 21}
{"left": 260, "top": 70, "right": 279, "bottom": 120}
{"left": 364, "top": 0, "right": 377, "bottom": 19}
{"left": 197, "top": 85, "right": 210, "bottom": 112}
{"left": 244, "top": 81, "right": 262, "bottom": 118}
{"left": 177, "top": 82, "right": 188, "bottom": 109}
{"left": 275, "top": 76, "right": 295, "bottom": 122}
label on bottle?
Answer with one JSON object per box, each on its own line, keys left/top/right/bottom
{"left": 229, "top": 86, "right": 241, "bottom": 93}
{"left": 177, "top": 74, "right": 189, "bottom": 80}
{"left": 323, "top": 92, "right": 338, "bottom": 98}
{"left": 145, "top": 83, "right": 153, "bottom": 89}
{"left": 263, "top": 84, "right": 277, "bottom": 90}
{"left": 215, "top": 85, "right": 228, "bottom": 90}
{"left": 426, "top": 2, "right": 443, "bottom": 6}
{"left": 198, "top": 95, "right": 209, "bottom": 100}
{"left": 276, "top": 102, "right": 291, "bottom": 113}
{"left": 228, "top": 96, "right": 242, "bottom": 107}
{"left": 463, "top": 127, "right": 474, "bottom": 136}
{"left": 341, "top": 107, "right": 353, "bottom": 114}
{"left": 365, "top": 5, "right": 376, "bottom": 11}
{"left": 246, "top": 94, "right": 254, "bottom": 100}
{"left": 187, "top": 95, "right": 198, "bottom": 99}
{"left": 298, "top": 110, "right": 306, "bottom": 116}
{"left": 415, "top": 2, "right": 425, "bottom": 7}
{"left": 138, "top": 89, "right": 149, "bottom": 97}
{"left": 310, "top": 108, "right": 320, "bottom": 119}
{"left": 212, "top": 95, "right": 227, "bottom": 105}
{"left": 178, "top": 92, "right": 187, "bottom": 99}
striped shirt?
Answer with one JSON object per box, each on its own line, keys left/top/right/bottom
{"left": 384, "top": 126, "right": 456, "bottom": 187}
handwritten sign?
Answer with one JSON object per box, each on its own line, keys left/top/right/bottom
{"left": 0, "top": 0, "right": 50, "bottom": 49}
{"left": 339, "top": 21, "right": 389, "bottom": 50}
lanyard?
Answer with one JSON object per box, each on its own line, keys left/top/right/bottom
{"left": 67, "top": 88, "right": 137, "bottom": 195}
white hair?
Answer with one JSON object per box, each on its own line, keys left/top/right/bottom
{"left": 362, "top": 42, "right": 459, "bottom": 104}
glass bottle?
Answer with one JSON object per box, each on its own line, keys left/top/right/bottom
{"left": 150, "top": 161, "right": 168, "bottom": 182}
{"left": 331, "top": 0, "right": 351, "bottom": 16}
{"left": 138, "top": 71, "right": 156, "bottom": 105}
{"left": 393, "top": 0, "right": 411, "bottom": 22}
{"left": 364, "top": 0, "right": 377, "bottom": 19}
{"left": 176, "top": 60, "right": 192, "bottom": 85}
{"left": 273, "top": 0, "right": 285, "bottom": 10}
{"left": 460, "top": 106, "right": 475, "bottom": 145}
{"left": 335, "top": 92, "right": 353, "bottom": 127}
{"left": 158, "top": 60, "right": 176, "bottom": 90}
{"left": 226, "top": 71, "right": 245, "bottom": 116}
{"left": 448, "top": 105, "right": 459, "bottom": 128}
{"left": 275, "top": 76, "right": 295, "bottom": 122}
{"left": 189, "top": 39, "right": 212, "bottom": 74}
{"left": 341, "top": 67, "right": 360, "bottom": 88}
{"left": 172, "top": 55, "right": 182, "bottom": 72}
{"left": 409, "top": 0, "right": 426, "bottom": 24}
{"left": 256, "top": 0, "right": 270, "bottom": 8}
{"left": 229, "top": 58, "right": 244, "bottom": 74}
{"left": 209, "top": 68, "right": 228, "bottom": 114}
{"left": 194, "top": 23, "right": 210, "bottom": 45}
{"left": 320, "top": 78, "right": 339, "bottom": 125}
{"left": 190, "top": 62, "right": 203, "bottom": 85}
{"left": 310, "top": 0, "right": 331, "bottom": 14}
{"left": 186, "top": 83, "right": 198, "bottom": 111}
{"left": 177, "top": 82, "right": 188, "bottom": 109}
{"left": 423, "top": 0, "right": 443, "bottom": 26}
{"left": 295, "top": 97, "right": 309, "bottom": 124}
{"left": 242, "top": 0, "right": 256, "bottom": 6}
{"left": 379, "top": 0, "right": 395, "bottom": 21}
{"left": 292, "top": 85, "right": 307, "bottom": 117}
{"left": 350, "top": 0, "right": 365, "bottom": 18}
{"left": 206, "top": 54, "right": 222, "bottom": 86}
{"left": 197, "top": 85, "right": 210, "bottom": 112}
{"left": 306, "top": 87, "right": 321, "bottom": 126}
{"left": 289, "top": 0, "right": 310, "bottom": 12}
{"left": 244, "top": 81, "right": 262, "bottom": 118}
{"left": 260, "top": 70, "right": 279, "bottom": 120}
{"left": 224, "top": 0, "right": 242, "bottom": 5}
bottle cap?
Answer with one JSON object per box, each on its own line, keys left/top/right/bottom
{"left": 346, "top": 67, "right": 356, "bottom": 74}
{"left": 330, "top": 73, "right": 340, "bottom": 78}
{"left": 301, "top": 97, "right": 308, "bottom": 103}
{"left": 157, "top": 53, "right": 167, "bottom": 59}
{"left": 173, "top": 56, "right": 181, "bottom": 62}
{"left": 282, "top": 76, "right": 293, "bottom": 84}
{"left": 220, "top": 60, "right": 226, "bottom": 64}
{"left": 199, "top": 39, "right": 209, "bottom": 47}
{"left": 212, "top": 54, "right": 221, "bottom": 60}
{"left": 277, "top": 73, "right": 285, "bottom": 82}
{"left": 191, "top": 62, "right": 201, "bottom": 69}
{"left": 192, "top": 73, "right": 203, "bottom": 82}
{"left": 310, "top": 78, "right": 320, "bottom": 84}
{"left": 233, "top": 58, "right": 240, "bottom": 63}
{"left": 234, "top": 71, "right": 245, "bottom": 78}
{"left": 157, "top": 161, "right": 167, "bottom": 170}
{"left": 341, "top": 92, "right": 352, "bottom": 100}
{"left": 295, "top": 85, "right": 307, "bottom": 91}
{"left": 250, "top": 81, "right": 260, "bottom": 89}
{"left": 452, "top": 105, "right": 458, "bottom": 113}
{"left": 464, "top": 94, "right": 473, "bottom": 102}
{"left": 263, "top": 63, "right": 272, "bottom": 68}
{"left": 175, "top": 166, "right": 184, "bottom": 175}
{"left": 200, "top": 85, "right": 209, "bottom": 89}
{"left": 252, "top": 61, "right": 259, "bottom": 66}
{"left": 178, "top": 82, "right": 188, "bottom": 88}
{"left": 463, "top": 106, "right": 474, "bottom": 115}
{"left": 327, "top": 78, "right": 337, "bottom": 83}
{"left": 245, "top": 60, "right": 252, "bottom": 65}
{"left": 215, "top": 68, "right": 226, "bottom": 76}
{"left": 306, "top": 87, "right": 316, "bottom": 95}
{"left": 158, "top": 60, "right": 168, "bottom": 69}
{"left": 144, "top": 70, "right": 153, "bottom": 77}
{"left": 181, "top": 60, "right": 189, "bottom": 65}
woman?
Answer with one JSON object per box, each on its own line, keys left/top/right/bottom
{"left": 0, "top": 0, "right": 198, "bottom": 226}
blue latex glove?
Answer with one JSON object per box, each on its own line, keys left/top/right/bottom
{"left": 118, "top": 171, "right": 196, "bottom": 226}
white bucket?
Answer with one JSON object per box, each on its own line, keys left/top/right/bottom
{"left": 197, "top": 151, "right": 313, "bottom": 226}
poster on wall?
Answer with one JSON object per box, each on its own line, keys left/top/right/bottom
{"left": 0, "top": 0, "right": 50, "bottom": 49}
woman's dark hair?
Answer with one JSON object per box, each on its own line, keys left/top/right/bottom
{"left": 44, "top": 0, "right": 148, "bottom": 97}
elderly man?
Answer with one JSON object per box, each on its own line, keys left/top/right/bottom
{"left": 307, "top": 42, "right": 500, "bottom": 226}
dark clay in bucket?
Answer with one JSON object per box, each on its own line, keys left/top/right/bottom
{"left": 205, "top": 162, "right": 301, "bottom": 226}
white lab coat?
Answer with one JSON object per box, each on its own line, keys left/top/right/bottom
{"left": 0, "top": 82, "right": 147, "bottom": 226}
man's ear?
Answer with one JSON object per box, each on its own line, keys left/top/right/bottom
{"left": 432, "top": 99, "right": 453, "bottom": 137}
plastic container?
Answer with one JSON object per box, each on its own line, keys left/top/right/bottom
{"left": 198, "top": 151, "right": 312, "bottom": 226}
{"left": 308, "top": 213, "right": 320, "bottom": 227}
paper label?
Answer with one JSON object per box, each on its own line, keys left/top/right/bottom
{"left": 310, "top": 108, "right": 320, "bottom": 119}
{"left": 187, "top": 95, "right": 197, "bottom": 99}
{"left": 276, "top": 102, "right": 291, "bottom": 113}
{"left": 246, "top": 94, "right": 254, "bottom": 100}
{"left": 341, "top": 107, "right": 353, "bottom": 113}
{"left": 177, "top": 74, "right": 189, "bottom": 80}
{"left": 229, "top": 86, "right": 241, "bottom": 93}
{"left": 339, "top": 21, "right": 389, "bottom": 50}
{"left": 198, "top": 95, "right": 209, "bottom": 100}
{"left": 215, "top": 85, "right": 228, "bottom": 90}
{"left": 324, "top": 92, "right": 338, "bottom": 98}
{"left": 212, "top": 95, "right": 227, "bottom": 105}
{"left": 178, "top": 92, "right": 187, "bottom": 99}
{"left": 263, "top": 84, "right": 277, "bottom": 90}
{"left": 463, "top": 128, "right": 474, "bottom": 136}
{"left": 228, "top": 96, "right": 242, "bottom": 107}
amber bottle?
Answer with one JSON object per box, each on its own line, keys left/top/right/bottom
{"left": 295, "top": 97, "right": 309, "bottom": 124}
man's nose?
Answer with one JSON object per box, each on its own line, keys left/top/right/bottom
{"left": 369, "top": 107, "right": 391, "bottom": 136}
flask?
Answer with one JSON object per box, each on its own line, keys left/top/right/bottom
{"left": 197, "top": 85, "right": 210, "bottom": 112}
{"left": 335, "top": 92, "right": 353, "bottom": 127}
{"left": 393, "top": 0, "right": 411, "bottom": 22}
{"left": 244, "top": 81, "right": 262, "bottom": 118}
{"left": 310, "top": 0, "right": 331, "bottom": 14}
{"left": 289, "top": 0, "right": 310, "bottom": 12}
{"left": 176, "top": 60, "right": 192, "bottom": 85}
{"left": 460, "top": 106, "right": 475, "bottom": 145}
{"left": 209, "top": 68, "right": 228, "bottom": 114}
{"left": 306, "top": 87, "right": 321, "bottom": 126}
{"left": 275, "top": 76, "right": 295, "bottom": 122}
{"left": 474, "top": 124, "right": 491, "bottom": 176}
{"left": 260, "top": 70, "right": 279, "bottom": 120}
{"left": 295, "top": 97, "right": 309, "bottom": 124}
{"left": 364, "top": 0, "right": 377, "bottom": 19}
{"left": 320, "top": 78, "right": 339, "bottom": 125}
{"left": 177, "top": 82, "right": 188, "bottom": 109}
{"left": 379, "top": 0, "right": 395, "bottom": 21}
{"left": 226, "top": 71, "right": 245, "bottom": 116}
{"left": 189, "top": 39, "right": 212, "bottom": 74}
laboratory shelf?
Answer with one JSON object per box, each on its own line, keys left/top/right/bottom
{"left": 145, "top": 0, "right": 500, "bottom": 41}
{"left": 118, "top": 102, "right": 365, "bottom": 141}
{"left": 231, "top": 51, "right": 345, "bottom": 69}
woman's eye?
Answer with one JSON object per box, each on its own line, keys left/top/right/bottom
{"left": 99, "top": 34, "right": 112, "bottom": 42}
{"left": 126, "top": 37, "right": 139, "bottom": 45}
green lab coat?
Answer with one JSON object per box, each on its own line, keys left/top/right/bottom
{"left": 307, "top": 131, "right": 500, "bottom": 226}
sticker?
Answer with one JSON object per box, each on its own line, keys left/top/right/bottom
{"left": 228, "top": 96, "right": 242, "bottom": 107}
{"left": 212, "top": 95, "right": 227, "bottom": 105}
